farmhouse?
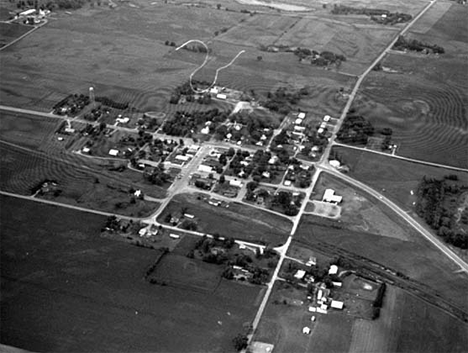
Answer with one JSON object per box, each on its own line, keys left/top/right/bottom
{"left": 322, "top": 189, "right": 342, "bottom": 204}
{"left": 108, "top": 149, "right": 119, "bottom": 156}
{"left": 329, "top": 160, "right": 341, "bottom": 168}
{"left": 294, "top": 269, "right": 306, "bottom": 280}
{"left": 328, "top": 265, "right": 338, "bottom": 275}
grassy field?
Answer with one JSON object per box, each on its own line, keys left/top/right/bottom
{"left": 311, "top": 172, "right": 420, "bottom": 241}
{"left": 157, "top": 192, "right": 291, "bottom": 246}
{"left": 0, "top": 142, "right": 163, "bottom": 216}
{"left": 0, "top": 22, "right": 32, "bottom": 48}
{"left": 295, "top": 215, "right": 468, "bottom": 313}
{"left": 331, "top": 146, "right": 468, "bottom": 213}
{"left": 0, "top": 194, "right": 261, "bottom": 352}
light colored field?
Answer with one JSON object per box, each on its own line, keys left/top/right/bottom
{"left": 408, "top": 1, "right": 453, "bottom": 35}
{"left": 307, "top": 200, "right": 341, "bottom": 219}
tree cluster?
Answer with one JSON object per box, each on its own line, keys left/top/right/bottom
{"left": 53, "top": 94, "right": 90, "bottom": 115}
{"left": 336, "top": 113, "right": 374, "bottom": 145}
{"left": 264, "top": 86, "right": 309, "bottom": 114}
{"left": 393, "top": 36, "right": 445, "bottom": 54}
{"left": 271, "top": 191, "right": 300, "bottom": 216}
{"left": 415, "top": 176, "right": 468, "bottom": 249}
{"left": 95, "top": 96, "right": 129, "bottom": 110}
{"left": 162, "top": 109, "right": 228, "bottom": 137}
{"left": 143, "top": 164, "right": 171, "bottom": 186}
{"left": 331, "top": 5, "right": 412, "bottom": 25}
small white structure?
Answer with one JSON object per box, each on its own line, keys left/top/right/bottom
{"left": 328, "top": 265, "right": 338, "bottom": 275}
{"left": 210, "top": 87, "right": 219, "bottom": 94}
{"left": 169, "top": 234, "right": 180, "bottom": 239}
{"left": 332, "top": 281, "right": 342, "bottom": 287}
{"left": 198, "top": 165, "right": 213, "bottom": 173}
{"left": 295, "top": 118, "right": 303, "bottom": 125}
{"left": 200, "top": 126, "right": 210, "bottom": 134}
{"left": 134, "top": 190, "right": 142, "bottom": 198}
{"left": 329, "top": 160, "right": 341, "bottom": 168}
{"left": 184, "top": 214, "right": 194, "bottom": 219}
{"left": 284, "top": 180, "right": 292, "bottom": 186}
{"left": 226, "top": 133, "right": 232, "bottom": 139}
{"left": 294, "top": 126, "right": 306, "bottom": 132}
{"left": 331, "top": 300, "right": 344, "bottom": 310}
{"left": 294, "top": 270, "right": 306, "bottom": 280}
{"left": 323, "top": 115, "right": 331, "bottom": 122}
{"left": 320, "top": 122, "right": 327, "bottom": 129}
{"left": 302, "top": 327, "right": 311, "bottom": 335}
{"left": 262, "top": 171, "right": 271, "bottom": 178}
{"left": 298, "top": 112, "right": 306, "bottom": 119}
{"left": 108, "top": 149, "right": 119, "bottom": 156}
{"left": 317, "top": 289, "right": 323, "bottom": 300}
{"left": 316, "top": 307, "right": 327, "bottom": 314}
{"left": 216, "top": 93, "right": 227, "bottom": 100}
{"left": 20, "top": 9, "right": 36, "bottom": 16}
{"left": 116, "top": 117, "right": 130, "bottom": 124}
{"left": 57, "top": 137, "right": 64, "bottom": 141}
{"left": 308, "top": 306, "right": 317, "bottom": 313}
{"left": 175, "top": 155, "right": 190, "bottom": 162}
{"left": 268, "top": 156, "right": 278, "bottom": 164}
{"left": 229, "top": 179, "right": 242, "bottom": 188}
{"left": 311, "top": 316, "right": 316, "bottom": 322}
{"left": 322, "top": 189, "right": 342, "bottom": 204}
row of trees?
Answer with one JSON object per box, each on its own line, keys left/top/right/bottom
{"left": 264, "top": 86, "right": 309, "bottom": 114}
{"left": 336, "top": 113, "right": 374, "bottom": 145}
{"left": 393, "top": 36, "right": 445, "bottom": 54}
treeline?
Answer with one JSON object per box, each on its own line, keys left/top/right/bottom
{"left": 393, "top": 36, "right": 445, "bottom": 54}
{"left": 95, "top": 96, "right": 129, "bottom": 110}
{"left": 294, "top": 48, "right": 346, "bottom": 67}
{"left": 169, "top": 80, "right": 212, "bottom": 104}
{"left": 336, "top": 112, "right": 374, "bottom": 145}
{"left": 162, "top": 109, "right": 228, "bottom": 136}
{"left": 331, "top": 4, "right": 412, "bottom": 25}
{"left": 415, "top": 175, "right": 468, "bottom": 249}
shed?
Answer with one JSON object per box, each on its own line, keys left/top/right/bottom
{"left": 169, "top": 234, "right": 180, "bottom": 239}
{"left": 331, "top": 300, "right": 344, "bottom": 310}
{"left": 108, "top": 149, "right": 119, "bottom": 156}
{"left": 298, "top": 112, "right": 306, "bottom": 119}
{"left": 302, "top": 327, "right": 311, "bottom": 335}
{"left": 294, "top": 270, "right": 306, "bottom": 280}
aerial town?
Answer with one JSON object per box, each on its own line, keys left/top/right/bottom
{"left": 1, "top": 0, "right": 467, "bottom": 352}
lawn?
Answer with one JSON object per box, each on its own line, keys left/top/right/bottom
{"left": 157, "top": 192, "right": 292, "bottom": 246}
{"left": 0, "top": 22, "right": 32, "bottom": 48}
{"left": 295, "top": 215, "right": 468, "bottom": 313}
{"left": 0, "top": 194, "right": 262, "bottom": 352}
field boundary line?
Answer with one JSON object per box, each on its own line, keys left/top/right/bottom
{"left": 0, "top": 21, "right": 47, "bottom": 52}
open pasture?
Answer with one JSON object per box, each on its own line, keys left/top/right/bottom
{"left": 149, "top": 253, "right": 223, "bottom": 292}
{"left": 0, "top": 143, "right": 163, "bottom": 215}
{"left": 355, "top": 59, "right": 468, "bottom": 167}
{"left": 0, "top": 195, "right": 261, "bottom": 352}
{"left": 331, "top": 146, "right": 468, "bottom": 212}
{"left": 296, "top": 215, "right": 468, "bottom": 313}
{"left": 157, "top": 193, "right": 291, "bottom": 246}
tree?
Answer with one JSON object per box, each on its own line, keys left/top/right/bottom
{"left": 257, "top": 56, "right": 262, "bottom": 61}
{"left": 219, "top": 175, "right": 226, "bottom": 184}
{"left": 232, "top": 334, "right": 248, "bottom": 351}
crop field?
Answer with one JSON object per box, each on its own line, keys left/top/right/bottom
{"left": 254, "top": 281, "right": 354, "bottom": 353}
{"left": 331, "top": 146, "right": 468, "bottom": 212}
{"left": 348, "top": 285, "right": 468, "bottom": 353}
{"left": 295, "top": 215, "right": 468, "bottom": 313}
{"left": 0, "top": 195, "right": 261, "bottom": 352}
{"left": 0, "top": 112, "right": 61, "bottom": 150}
{"left": 157, "top": 193, "right": 291, "bottom": 245}
{"left": 0, "top": 143, "right": 164, "bottom": 216}
{"left": 408, "top": 1, "right": 468, "bottom": 55}
{"left": 0, "top": 22, "right": 32, "bottom": 48}
{"left": 355, "top": 51, "right": 468, "bottom": 168}
{"left": 311, "top": 171, "right": 417, "bottom": 241}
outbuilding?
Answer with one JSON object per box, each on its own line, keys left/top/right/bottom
{"left": 331, "top": 300, "right": 344, "bottom": 310}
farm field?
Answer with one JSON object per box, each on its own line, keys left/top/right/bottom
{"left": 354, "top": 51, "right": 468, "bottom": 168}
{"left": 295, "top": 216, "right": 468, "bottom": 313}
{"left": 157, "top": 192, "right": 292, "bottom": 246}
{"left": 0, "top": 194, "right": 261, "bottom": 352}
{"left": 0, "top": 142, "right": 164, "bottom": 216}
{"left": 331, "top": 146, "right": 468, "bottom": 213}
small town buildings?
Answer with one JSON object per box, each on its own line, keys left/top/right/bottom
{"left": 20, "top": 9, "right": 36, "bottom": 16}
{"left": 198, "top": 164, "right": 213, "bottom": 173}
{"left": 322, "top": 189, "right": 343, "bottom": 204}
{"left": 108, "top": 149, "right": 119, "bottom": 156}
{"left": 295, "top": 118, "right": 303, "bottom": 125}
{"left": 134, "top": 189, "right": 142, "bottom": 198}
{"left": 262, "top": 171, "right": 271, "bottom": 178}
{"left": 329, "top": 264, "right": 338, "bottom": 275}
{"left": 294, "top": 269, "right": 306, "bottom": 280}
{"left": 302, "top": 327, "right": 311, "bottom": 335}
{"left": 331, "top": 300, "right": 344, "bottom": 310}
{"left": 323, "top": 115, "right": 331, "bottom": 122}
{"left": 139, "top": 228, "right": 147, "bottom": 237}
{"left": 317, "top": 128, "right": 324, "bottom": 135}
{"left": 284, "top": 180, "right": 292, "bottom": 186}
{"left": 308, "top": 306, "right": 317, "bottom": 312}
{"left": 298, "top": 112, "right": 306, "bottom": 119}
{"left": 82, "top": 147, "right": 90, "bottom": 153}
{"left": 268, "top": 156, "right": 278, "bottom": 164}
{"left": 229, "top": 179, "right": 242, "bottom": 188}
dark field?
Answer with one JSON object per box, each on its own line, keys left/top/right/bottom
{"left": 0, "top": 142, "right": 163, "bottom": 216}
{"left": 296, "top": 215, "right": 468, "bottom": 314}
{"left": 0, "top": 195, "right": 261, "bottom": 352}
{"left": 0, "top": 22, "right": 32, "bottom": 48}
{"left": 331, "top": 146, "right": 468, "bottom": 212}
{"left": 157, "top": 193, "right": 292, "bottom": 246}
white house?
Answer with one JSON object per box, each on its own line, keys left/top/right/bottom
{"left": 329, "top": 160, "right": 341, "bottom": 168}
{"left": 331, "top": 300, "right": 344, "bottom": 310}
{"left": 322, "top": 189, "right": 342, "bottom": 204}
{"left": 198, "top": 164, "right": 213, "bottom": 173}
{"left": 200, "top": 126, "right": 210, "bottom": 134}
{"left": 302, "top": 327, "right": 311, "bottom": 335}
{"left": 108, "top": 149, "right": 119, "bottom": 156}
{"left": 216, "top": 93, "right": 227, "bottom": 100}
{"left": 328, "top": 264, "right": 338, "bottom": 275}
{"left": 294, "top": 270, "right": 306, "bottom": 280}
{"left": 229, "top": 179, "right": 242, "bottom": 188}
{"left": 323, "top": 115, "right": 331, "bottom": 122}
{"left": 298, "top": 112, "right": 306, "bottom": 119}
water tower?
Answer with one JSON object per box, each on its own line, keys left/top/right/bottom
{"left": 89, "top": 87, "right": 95, "bottom": 103}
